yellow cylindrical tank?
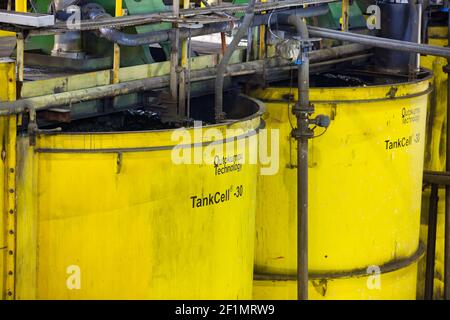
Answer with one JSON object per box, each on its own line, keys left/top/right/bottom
{"left": 418, "top": 26, "right": 448, "bottom": 300}
{"left": 250, "top": 71, "right": 432, "bottom": 299}
{"left": 0, "top": 31, "right": 15, "bottom": 36}
{"left": 0, "top": 59, "right": 17, "bottom": 300}
{"left": 10, "top": 95, "right": 264, "bottom": 300}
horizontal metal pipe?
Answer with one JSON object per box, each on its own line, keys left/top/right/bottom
{"left": 308, "top": 26, "right": 450, "bottom": 58}
{"left": 272, "top": 53, "right": 371, "bottom": 72}
{"left": 0, "top": 44, "right": 369, "bottom": 115}
{"left": 98, "top": 22, "right": 233, "bottom": 46}
{"left": 254, "top": 241, "right": 425, "bottom": 280}
{"left": 99, "top": 5, "right": 330, "bottom": 47}
{"left": 0, "top": 76, "right": 170, "bottom": 115}
{"left": 424, "top": 170, "right": 450, "bottom": 185}
{"left": 309, "top": 43, "right": 369, "bottom": 62}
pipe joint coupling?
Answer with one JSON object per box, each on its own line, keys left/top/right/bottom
{"left": 291, "top": 125, "right": 314, "bottom": 140}
{"left": 293, "top": 102, "right": 314, "bottom": 115}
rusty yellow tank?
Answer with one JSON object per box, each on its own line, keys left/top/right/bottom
{"left": 250, "top": 70, "right": 432, "bottom": 299}
{"left": 1, "top": 59, "right": 265, "bottom": 299}
{"left": 418, "top": 25, "right": 448, "bottom": 300}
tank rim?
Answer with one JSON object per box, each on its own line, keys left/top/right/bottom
{"left": 254, "top": 241, "right": 425, "bottom": 281}
{"left": 271, "top": 68, "right": 434, "bottom": 91}
{"left": 31, "top": 94, "right": 266, "bottom": 137}
{"left": 251, "top": 68, "right": 433, "bottom": 104}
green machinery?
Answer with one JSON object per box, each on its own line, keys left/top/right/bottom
{"left": 26, "top": 0, "right": 170, "bottom": 69}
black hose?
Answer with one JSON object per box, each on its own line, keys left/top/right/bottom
{"left": 214, "top": 0, "right": 256, "bottom": 122}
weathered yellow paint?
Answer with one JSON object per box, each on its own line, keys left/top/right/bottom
{"left": 250, "top": 75, "right": 431, "bottom": 299}
{"left": 21, "top": 50, "right": 244, "bottom": 98}
{"left": 258, "top": 0, "right": 266, "bottom": 60}
{"left": 254, "top": 264, "right": 418, "bottom": 300}
{"left": 341, "top": 0, "right": 349, "bottom": 32}
{"left": 427, "top": 26, "right": 447, "bottom": 39}
{"left": 0, "top": 59, "right": 17, "bottom": 300}
{"left": 15, "top": 0, "right": 27, "bottom": 12}
{"left": 418, "top": 26, "right": 448, "bottom": 300}
{"left": 14, "top": 97, "right": 263, "bottom": 299}
{"left": 0, "top": 59, "right": 15, "bottom": 101}
{"left": 0, "top": 31, "right": 15, "bottom": 37}
{"left": 115, "top": 0, "right": 123, "bottom": 17}
{"left": 14, "top": 0, "right": 26, "bottom": 84}
{"left": 422, "top": 37, "right": 448, "bottom": 172}
{"left": 112, "top": 0, "right": 123, "bottom": 84}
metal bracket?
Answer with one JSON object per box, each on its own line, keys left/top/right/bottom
{"left": 26, "top": 107, "right": 62, "bottom": 146}
{"left": 293, "top": 102, "right": 314, "bottom": 115}
{"left": 299, "top": 39, "right": 321, "bottom": 65}
{"left": 291, "top": 107, "right": 330, "bottom": 141}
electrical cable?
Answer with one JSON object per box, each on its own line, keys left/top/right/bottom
{"left": 312, "top": 126, "right": 327, "bottom": 138}
{"left": 29, "top": 0, "right": 38, "bottom": 13}
{"left": 287, "top": 66, "right": 296, "bottom": 130}
{"left": 268, "top": 10, "right": 282, "bottom": 40}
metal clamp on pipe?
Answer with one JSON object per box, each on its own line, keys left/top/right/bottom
{"left": 290, "top": 32, "right": 328, "bottom": 138}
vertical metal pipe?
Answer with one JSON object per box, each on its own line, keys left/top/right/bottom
{"left": 297, "top": 59, "right": 309, "bottom": 302}
{"left": 215, "top": 0, "right": 256, "bottom": 122}
{"left": 187, "top": 29, "right": 192, "bottom": 120}
{"left": 16, "top": 33, "right": 24, "bottom": 84}
{"left": 170, "top": 0, "right": 180, "bottom": 114}
{"left": 425, "top": 184, "right": 439, "bottom": 300}
{"left": 218, "top": 0, "right": 226, "bottom": 55}
{"left": 416, "top": 0, "right": 422, "bottom": 71}
{"left": 445, "top": 8, "right": 450, "bottom": 299}
{"left": 178, "top": 0, "right": 189, "bottom": 119}
{"left": 288, "top": 16, "right": 311, "bottom": 301}
{"left": 246, "top": 28, "right": 252, "bottom": 62}
{"left": 409, "top": 0, "right": 422, "bottom": 75}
